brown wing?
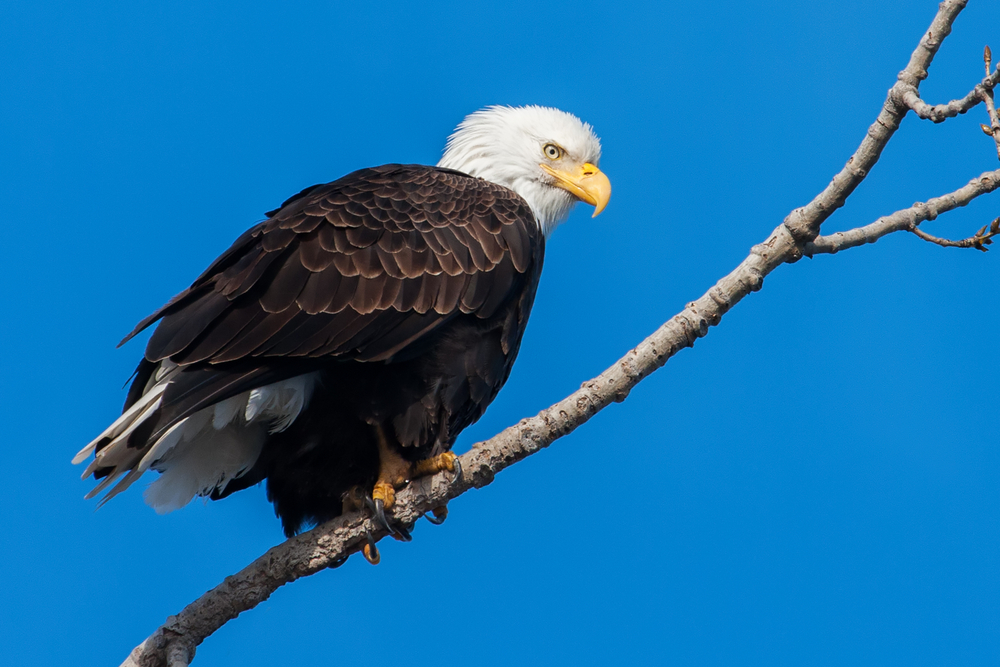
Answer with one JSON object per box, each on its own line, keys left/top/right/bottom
{"left": 118, "top": 164, "right": 541, "bottom": 436}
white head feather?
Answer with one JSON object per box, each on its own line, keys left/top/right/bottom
{"left": 437, "top": 105, "right": 604, "bottom": 237}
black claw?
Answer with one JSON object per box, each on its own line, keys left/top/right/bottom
{"left": 393, "top": 523, "right": 413, "bottom": 541}
{"left": 362, "top": 494, "right": 411, "bottom": 540}
{"left": 329, "top": 555, "right": 349, "bottom": 569}
{"left": 374, "top": 498, "right": 391, "bottom": 533}
{"left": 363, "top": 496, "right": 392, "bottom": 533}
{"left": 363, "top": 530, "right": 380, "bottom": 565}
{"left": 452, "top": 456, "right": 463, "bottom": 481}
{"left": 425, "top": 511, "right": 446, "bottom": 525}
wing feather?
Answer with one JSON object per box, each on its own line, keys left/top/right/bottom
{"left": 222, "top": 246, "right": 286, "bottom": 299}
{"left": 258, "top": 247, "right": 311, "bottom": 314}
{"left": 296, "top": 267, "right": 342, "bottom": 314}
{"left": 145, "top": 292, "right": 232, "bottom": 361}
{"left": 431, "top": 226, "right": 472, "bottom": 274}
{"left": 352, "top": 246, "right": 384, "bottom": 280}
{"left": 298, "top": 232, "right": 337, "bottom": 272}
{"left": 326, "top": 274, "right": 360, "bottom": 313}
{"left": 172, "top": 300, "right": 266, "bottom": 364}
{"left": 214, "top": 307, "right": 301, "bottom": 362}
{"left": 352, "top": 274, "right": 386, "bottom": 315}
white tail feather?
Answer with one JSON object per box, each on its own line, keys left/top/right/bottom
{"left": 244, "top": 374, "right": 315, "bottom": 432}
{"left": 91, "top": 397, "right": 163, "bottom": 465}
{"left": 136, "top": 419, "right": 188, "bottom": 474}
{"left": 213, "top": 392, "right": 248, "bottom": 430}
{"left": 143, "top": 425, "right": 266, "bottom": 514}
{"left": 84, "top": 468, "right": 126, "bottom": 501}
{"left": 76, "top": 370, "right": 319, "bottom": 512}
{"left": 71, "top": 382, "right": 168, "bottom": 465}
{"left": 96, "top": 466, "right": 145, "bottom": 508}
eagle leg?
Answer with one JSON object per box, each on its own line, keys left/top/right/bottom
{"left": 372, "top": 425, "right": 412, "bottom": 509}
{"left": 367, "top": 424, "right": 417, "bottom": 542}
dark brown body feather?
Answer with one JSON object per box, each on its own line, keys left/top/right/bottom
{"left": 105, "top": 164, "right": 544, "bottom": 535}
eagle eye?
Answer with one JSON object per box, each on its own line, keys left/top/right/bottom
{"left": 543, "top": 143, "right": 564, "bottom": 160}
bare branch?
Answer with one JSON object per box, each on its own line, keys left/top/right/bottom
{"left": 121, "top": 2, "right": 989, "bottom": 666}
{"left": 805, "top": 169, "right": 1000, "bottom": 255}
{"left": 900, "top": 67, "right": 1000, "bottom": 122}
{"left": 782, "top": 0, "right": 967, "bottom": 244}
{"left": 977, "top": 47, "right": 1000, "bottom": 159}
{"left": 911, "top": 215, "right": 1000, "bottom": 249}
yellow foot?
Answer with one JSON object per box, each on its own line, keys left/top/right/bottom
{"left": 412, "top": 451, "right": 459, "bottom": 479}
{"left": 372, "top": 481, "right": 396, "bottom": 510}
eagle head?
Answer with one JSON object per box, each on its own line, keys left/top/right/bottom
{"left": 437, "top": 105, "right": 611, "bottom": 236}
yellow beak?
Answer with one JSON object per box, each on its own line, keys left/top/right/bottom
{"left": 540, "top": 162, "right": 612, "bottom": 217}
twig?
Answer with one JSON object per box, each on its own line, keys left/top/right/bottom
{"left": 900, "top": 68, "right": 1000, "bottom": 122}
{"left": 911, "top": 215, "right": 1000, "bottom": 250}
{"left": 979, "top": 46, "right": 1000, "bottom": 159}
{"left": 805, "top": 170, "right": 1000, "bottom": 255}
{"left": 121, "top": 2, "right": 986, "bottom": 666}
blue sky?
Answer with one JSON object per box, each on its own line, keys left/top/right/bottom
{"left": 2, "top": 0, "right": 998, "bottom": 665}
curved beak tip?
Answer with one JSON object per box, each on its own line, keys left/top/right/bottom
{"left": 541, "top": 162, "right": 611, "bottom": 219}
{"left": 592, "top": 197, "right": 608, "bottom": 218}
{"left": 583, "top": 166, "right": 611, "bottom": 218}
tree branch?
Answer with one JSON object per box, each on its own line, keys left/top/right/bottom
{"left": 910, "top": 215, "right": 1000, "bottom": 249}
{"left": 804, "top": 170, "right": 1000, "bottom": 255}
{"left": 782, "top": 0, "right": 967, "bottom": 245}
{"left": 122, "top": 1, "right": 989, "bottom": 666}
{"left": 977, "top": 46, "right": 1000, "bottom": 159}
{"left": 899, "top": 68, "right": 1000, "bottom": 123}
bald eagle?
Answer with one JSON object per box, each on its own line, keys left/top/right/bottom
{"left": 74, "top": 106, "right": 611, "bottom": 536}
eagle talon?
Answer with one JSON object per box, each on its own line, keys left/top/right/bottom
{"left": 425, "top": 505, "right": 449, "bottom": 525}
{"left": 392, "top": 523, "right": 412, "bottom": 542}
{"left": 374, "top": 498, "right": 390, "bottom": 534}
{"left": 363, "top": 495, "right": 392, "bottom": 533}
{"left": 363, "top": 491, "right": 412, "bottom": 540}
{"left": 362, "top": 531, "right": 380, "bottom": 565}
